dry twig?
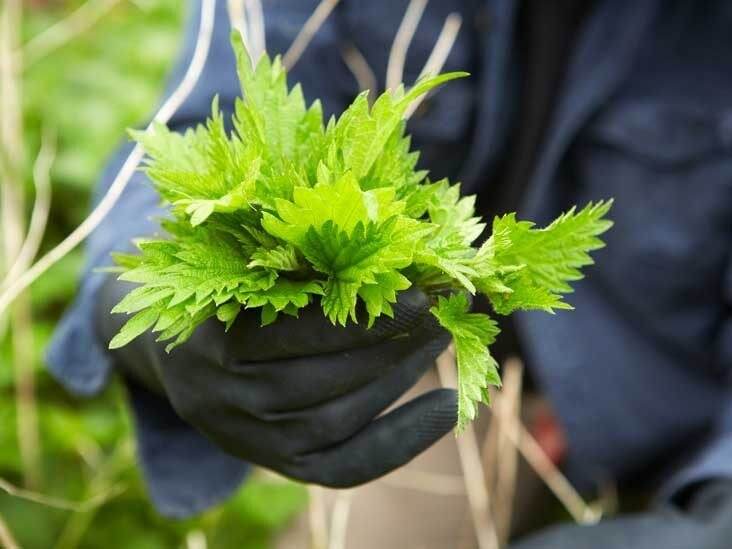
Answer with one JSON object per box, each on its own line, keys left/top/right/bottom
{"left": 2, "top": 0, "right": 43, "bottom": 490}
{"left": 0, "top": 0, "right": 216, "bottom": 319}
{"left": 404, "top": 12, "right": 462, "bottom": 118}
{"left": 493, "top": 405, "right": 600, "bottom": 524}
{"left": 380, "top": 469, "right": 465, "bottom": 496}
{"left": 227, "top": 0, "right": 250, "bottom": 55}
{"left": 0, "top": 477, "right": 124, "bottom": 512}
{"left": 0, "top": 515, "right": 20, "bottom": 549}
{"left": 328, "top": 491, "right": 352, "bottom": 549}
{"left": 245, "top": 0, "right": 266, "bottom": 61}
{"left": 386, "top": 0, "right": 428, "bottom": 90}
{"left": 2, "top": 128, "right": 56, "bottom": 289}
{"left": 308, "top": 485, "right": 329, "bottom": 549}
{"left": 341, "top": 44, "right": 377, "bottom": 104}
{"left": 21, "top": 0, "right": 122, "bottom": 69}
{"left": 186, "top": 530, "right": 208, "bottom": 549}
{"left": 492, "top": 358, "right": 523, "bottom": 545}
{"left": 228, "top": 0, "right": 266, "bottom": 63}
{"left": 282, "top": 0, "right": 340, "bottom": 70}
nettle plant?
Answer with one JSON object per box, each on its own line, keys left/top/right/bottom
{"left": 109, "top": 33, "right": 612, "bottom": 429}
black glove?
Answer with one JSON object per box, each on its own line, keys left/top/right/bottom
{"left": 96, "top": 277, "right": 456, "bottom": 487}
{"left": 511, "top": 479, "right": 732, "bottom": 549}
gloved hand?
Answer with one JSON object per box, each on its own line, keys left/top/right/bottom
{"left": 96, "top": 277, "right": 457, "bottom": 487}
{"left": 511, "top": 479, "right": 732, "bottom": 549}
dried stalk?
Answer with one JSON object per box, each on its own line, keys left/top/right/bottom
{"left": 2, "top": 128, "right": 55, "bottom": 289}
{"left": 0, "top": 477, "right": 124, "bottom": 512}
{"left": 185, "top": 530, "right": 208, "bottom": 549}
{"left": 341, "top": 44, "right": 377, "bottom": 104}
{"left": 21, "top": 0, "right": 122, "bottom": 69}
{"left": 1, "top": 0, "right": 43, "bottom": 490}
{"left": 0, "top": 0, "right": 216, "bottom": 319}
{"left": 9, "top": 294, "right": 39, "bottom": 489}
{"left": 481, "top": 391, "right": 500, "bottom": 491}
{"left": 307, "top": 485, "right": 329, "bottom": 549}
{"left": 417, "top": 13, "right": 462, "bottom": 79}
{"left": 227, "top": 0, "right": 266, "bottom": 63}
{"left": 245, "top": 0, "right": 266, "bottom": 61}
{"left": 595, "top": 479, "right": 619, "bottom": 518}
{"left": 380, "top": 469, "right": 465, "bottom": 496}
{"left": 437, "top": 347, "right": 500, "bottom": 549}
{"left": 227, "top": 0, "right": 250, "bottom": 59}
{"left": 0, "top": 514, "right": 20, "bottom": 549}
{"left": 492, "top": 358, "right": 523, "bottom": 546}
{"left": 282, "top": 0, "right": 340, "bottom": 71}
{"left": 494, "top": 406, "right": 600, "bottom": 524}
{"left": 404, "top": 12, "right": 462, "bottom": 118}
{"left": 328, "top": 491, "right": 352, "bottom": 549}
{"left": 386, "top": 0, "right": 427, "bottom": 90}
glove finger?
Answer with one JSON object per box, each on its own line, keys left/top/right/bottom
{"left": 194, "top": 286, "right": 434, "bottom": 363}
{"left": 244, "top": 329, "right": 450, "bottom": 453}
{"left": 226, "top": 316, "right": 449, "bottom": 412}
{"left": 282, "top": 388, "right": 457, "bottom": 488}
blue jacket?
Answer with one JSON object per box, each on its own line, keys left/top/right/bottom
{"left": 48, "top": 0, "right": 732, "bottom": 517}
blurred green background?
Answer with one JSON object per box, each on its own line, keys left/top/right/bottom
{"left": 0, "top": 1, "right": 306, "bottom": 547}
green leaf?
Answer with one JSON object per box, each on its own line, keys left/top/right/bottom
{"left": 243, "top": 279, "right": 323, "bottom": 313}
{"left": 358, "top": 272, "right": 412, "bottom": 327}
{"left": 322, "top": 72, "right": 467, "bottom": 181}
{"left": 321, "top": 279, "right": 361, "bottom": 326}
{"left": 247, "top": 244, "right": 302, "bottom": 271}
{"left": 110, "top": 285, "right": 174, "bottom": 314}
{"left": 261, "top": 172, "right": 398, "bottom": 246}
{"left": 431, "top": 293, "right": 501, "bottom": 430}
{"left": 110, "top": 35, "right": 612, "bottom": 432}
{"left": 216, "top": 301, "right": 241, "bottom": 330}
{"left": 109, "top": 308, "right": 160, "bottom": 349}
{"left": 477, "top": 200, "right": 613, "bottom": 314}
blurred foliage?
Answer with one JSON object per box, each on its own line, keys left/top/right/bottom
{"left": 1, "top": 1, "right": 307, "bottom": 547}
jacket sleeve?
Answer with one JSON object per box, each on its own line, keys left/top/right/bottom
{"left": 659, "top": 403, "right": 732, "bottom": 503}
{"left": 659, "top": 258, "right": 732, "bottom": 502}
{"left": 45, "top": 0, "right": 240, "bottom": 396}
{"left": 47, "top": 0, "right": 352, "bottom": 517}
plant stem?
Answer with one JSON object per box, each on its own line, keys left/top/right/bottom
{"left": 0, "top": 477, "right": 124, "bottom": 512}
{"left": 282, "top": 0, "right": 340, "bottom": 71}
{"left": 1, "top": 0, "right": 42, "bottom": 490}
{"left": 0, "top": 514, "right": 20, "bottom": 549}
{"left": 491, "top": 395, "right": 600, "bottom": 525}
{"left": 492, "top": 357, "right": 523, "bottom": 545}
{"left": 341, "top": 43, "right": 377, "bottom": 105}
{"left": 0, "top": 0, "right": 216, "bottom": 319}
{"left": 328, "top": 491, "right": 352, "bottom": 549}
{"left": 404, "top": 12, "right": 462, "bottom": 118}
{"left": 1, "top": 128, "right": 55, "bottom": 290}
{"left": 307, "top": 485, "right": 329, "bottom": 549}
{"left": 386, "top": 0, "right": 427, "bottom": 91}
{"left": 20, "top": 0, "right": 122, "bottom": 69}
{"left": 437, "top": 346, "right": 500, "bottom": 549}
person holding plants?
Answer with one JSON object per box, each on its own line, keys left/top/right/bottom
{"left": 49, "top": 1, "right": 732, "bottom": 547}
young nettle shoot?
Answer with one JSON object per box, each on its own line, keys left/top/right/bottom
{"left": 109, "top": 33, "right": 612, "bottom": 430}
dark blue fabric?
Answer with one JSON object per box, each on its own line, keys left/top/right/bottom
{"left": 127, "top": 380, "right": 249, "bottom": 518}
{"left": 48, "top": 0, "right": 732, "bottom": 515}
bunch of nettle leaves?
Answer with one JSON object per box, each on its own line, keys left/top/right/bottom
{"left": 109, "top": 34, "right": 611, "bottom": 429}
